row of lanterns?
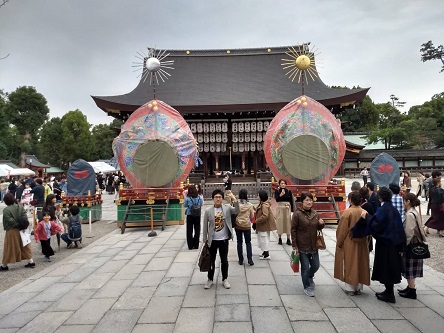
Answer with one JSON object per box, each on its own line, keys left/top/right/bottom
{"left": 195, "top": 132, "right": 265, "bottom": 143}
{"left": 197, "top": 142, "right": 263, "bottom": 153}
{"left": 189, "top": 121, "right": 271, "bottom": 134}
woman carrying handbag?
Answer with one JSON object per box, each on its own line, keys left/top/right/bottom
{"left": 291, "top": 192, "right": 325, "bottom": 297}
{"left": 398, "top": 193, "right": 428, "bottom": 299}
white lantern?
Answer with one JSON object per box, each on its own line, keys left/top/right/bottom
{"left": 190, "top": 123, "right": 197, "bottom": 133}
{"left": 251, "top": 132, "right": 256, "bottom": 142}
{"left": 197, "top": 134, "right": 204, "bottom": 143}
{"left": 238, "top": 122, "right": 244, "bottom": 132}
{"left": 210, "top": 123, "right": 215, "bottom": 132}
{"left": 257, "top": 132, "right": 263, "bottom": 142}
{"left": 250, "top": 142, "right": 256, "bottom": 151}
{"left": 222, "top": 133, "right": 228, "bottom": 143}
{"left": 221, "top": 143, "right": 227, "bottom": 152}
{"left": 216, "top": 143, "right": 221, "bottom": 152}
{"left": 204, "top": 134, "right": 209, "bottom": 143}
{"left": 245, "top": 133, "right": 250, "bottom": 142}
{"left": 203, "top": 123, "right": 209, "bottom": 133}
{"left": 197, "top": 123, "right": 203, "bottom": 133}
{"left": 233, "top": 143, "right": 238, "bottom": 152}
{"left": 257, "top": 121, "right": 263, "bottom": 132}
{"left": 245, "top": 122, "right": 250, "bottom": 132}
{"left": 216, "top": 133, "right": 222, "bottom": 142}
{"left": 222, "top": 122, "right": 228, "bottom": 132}
{"left": 239, "top": 143, "right": 244, "bottom": 152}
{"left": 251, "top": 122, "right": 257, "bottom": 132}
{"left": 238, "top": 133, "right": 244, "bottom": 143}
{"left": 232, "top": 132, "right": 238, "bottom": 143}
{"left": 245, "top": 142, "right": 250, "bottom": 151}
{"left": 204, "top": 143, "right": 210, "bottom": 152}
{"left": 216, "top": 122, "right": 222, "bottom": 132}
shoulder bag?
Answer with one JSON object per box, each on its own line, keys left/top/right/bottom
{"left": 406, "top": 212, "right": 430, "bottom": 259}
{"left": 316, "top": 230, "right": 326, "bottom": 250}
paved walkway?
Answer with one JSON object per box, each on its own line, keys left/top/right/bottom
{"left": 1, "top": 178, "right": 444, "bottom": 333}
{"left": 1, "top": 216, "right": 444, "bottom": 332}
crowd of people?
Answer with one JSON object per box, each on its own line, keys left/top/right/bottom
{"left": 2, "top": 169, "right": 443, "bottom": 303}
{"left": 183, "top": 170, "right": 443, "bottom": 302}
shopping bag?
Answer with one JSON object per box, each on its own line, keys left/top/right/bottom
{"left": 20, "top": 230, "right": 31, "bottom": 247}
{"left": 290, "top": 250, "right": 299, "bottom": 273}
{"left": 198, "top": 243, "right": 211, "bottom": 272}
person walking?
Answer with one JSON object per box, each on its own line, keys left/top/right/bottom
{"left": 361, "top": 187, "right": 406, "bottom": 303}
{"left": 398, "top": 193, "right": 427, "bottom": 299}
{"left": 255, "top": 190, "right": 277, "bottom": 260}
{"left": 183, "top": 185, "right": 203, "bottom": 250}
{"left": 416, "top": 172, "right": 425, "bottom": 197}
{"left": 275, "top": 179, "right": 294, "bottom": 245}
{"left": 34, "top": 210, "right": 63, "bottom": 262}
{"left": 360, "top": 167, "right": 369, "bottom": 186}
{"left": 334, "top": 192, "right": 370, "bottom": 295}
{"left": 202, "top": 189, "right": 239, "bottom": 290}
{"left": 30, "top": 178, "right": 45, "bottom": 221}
{"left": 424, "top": 174, "right": 444, "bottom": 237}
{"left": 1, "top": 193, "right": 35, "bottom": 271}
{"left": 234, "top": 189, "right": 255, "bottom": 265}
{"left": 403, "top": 171, "right": 412, "bottom": 193}
{"left": 291, "top": 192, "right": 325, "bottom": 297}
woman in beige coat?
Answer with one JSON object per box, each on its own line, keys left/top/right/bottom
{"left": 334, "top": 192, "right": 370, "bottom": 295}
{"left": 255, "top": 190, "right": 277, "bottom": 260}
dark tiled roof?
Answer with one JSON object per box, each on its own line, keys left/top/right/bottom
{"left": 26, "top": 155, "right": 50, "bottom": 168}
{"left": 92, "top": 45, "right": 369, "bottom": 114}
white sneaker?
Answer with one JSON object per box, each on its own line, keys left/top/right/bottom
{"left": 304, "top": 287, "right": 315, "bottom": 297}
{"left": 204, "top": 280, "right": 213, "bottom": 289}
{"left": 222, "top": 280, "right": 231, "bottom": 289}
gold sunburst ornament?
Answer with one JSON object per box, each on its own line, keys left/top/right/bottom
{"left": 281, "top": 43, "right": 319, "bottom": 85}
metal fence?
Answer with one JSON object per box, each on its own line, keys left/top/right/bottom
{"left": 202, "top": 182, "right": 272, "bottom": 200}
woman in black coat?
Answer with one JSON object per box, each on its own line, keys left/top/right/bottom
{"left": 361, "top": 187, "right": 406, "bottom": 304}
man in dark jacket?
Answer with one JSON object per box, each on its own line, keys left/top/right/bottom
{"left": 15, "top": 179, "right": 25, "bottom": 202}
{"left": 8, "top": 178, "right": 17, "bottom": 196}
{"left": 366, "top": 182, "right": 380, "bottom": 213}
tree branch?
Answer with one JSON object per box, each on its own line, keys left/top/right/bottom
{"left": 0, "top": 53, "right": 10, "bottom": 60}
{"left": 0, "top": 0, "right": 9, "bottom": 8}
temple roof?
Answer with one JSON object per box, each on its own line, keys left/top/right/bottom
{"left": 92, "top": 45, "right": 369, "bottom": 117}
{"left": 26, "top": 155, "right": 50, "bottom": 168}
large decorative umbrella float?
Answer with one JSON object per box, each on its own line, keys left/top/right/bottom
{"left": 112, "top": 48, "right": 198, "bottom": 188}
{"left": 264, "top": 44, "right": 346, "bottom": 185}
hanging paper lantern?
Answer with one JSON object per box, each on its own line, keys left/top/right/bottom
{"left": 245, "top": 122, "right": 250, "bottom": 132}
{"left": 238, "top": 122, "right": 244, "bottom": 132}
{"left": 264, "top": 95, "right": 345, "bottom": 184}
{"left": 216, "top": 122, "right": 222, "bottom": 132}
{"left": 210, "top": 123, "right": 215, "bottom": 132}
{"left": 190, "top": 123, "right": 197, "bottom": 133}
{"left": 251, "top": 122, "right": 257, "bottom": 132}
{"left": 222, "top": 122, "right": 228, "bottom": 132}
{"left": 112, "top": 99, "right": 197, "bottom": 187}
{"left": 232, "top": 122, "right": 238, "bottom": 133}
{"left": 197, "top": 123, "right": 203, "bottom": 133}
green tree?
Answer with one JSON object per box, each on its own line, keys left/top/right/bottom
{"left": 365, "top": 101, "right": 407, "bottom": 149}
{"left": 338, "top": 96, "right": 379, "bottom": 132}
{"left": 420, "top": 41, "right": 444, "bottom": 73}
{"left": 90, "top": 123, "right": 116, "bottom": 160}
{"left": 38, "top": 117, "right": 63, "bottom": 166}
{"left": 407, "top": 92, "right": 444, "bottom": 147}
{"left": 59, "top": 110, "right": 92, "bottom": 168}
{"left": 4, "top": 86, "right": 49, "bottom": 166}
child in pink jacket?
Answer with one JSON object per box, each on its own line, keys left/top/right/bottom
{"left": 34, "top": 210, "right": 63, "bottom": 262}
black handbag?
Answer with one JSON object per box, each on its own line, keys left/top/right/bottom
{"left": 198, "top": 243, "right": 211, "bottom": 272}
{"left": 405, "top": 212, "right": 430, "bottom": 260}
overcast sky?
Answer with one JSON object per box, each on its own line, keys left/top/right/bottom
{"left": 1, "top": 0, "right": 443, "bottom": 125}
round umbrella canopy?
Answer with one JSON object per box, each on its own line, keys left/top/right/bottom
{"left": 113, "top": 99, "right": 197, "bottom": 188}
{"left": 264, "top": 95, "right": 346, "bottom": 185}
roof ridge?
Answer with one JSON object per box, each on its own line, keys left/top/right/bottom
{"left": 148, "top": 44, "right": 310, "bottom": 57}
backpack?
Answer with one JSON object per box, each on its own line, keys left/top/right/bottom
{"left": 16, "top": 205, "right": 30, "bottom": 230}
{"left": 190, "top": 197, "right": 202, "bottom": 217}
{"left": 68, "top": 216, "right": 82, "bottom": 241}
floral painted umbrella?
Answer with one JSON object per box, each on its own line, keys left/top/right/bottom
{"left": 113, "top": 99, "right": 198, "bottom": 188}
{"left": 264, "top": 95, "right": 346, "bottom": 185}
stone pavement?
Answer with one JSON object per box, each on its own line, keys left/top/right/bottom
{"left": 1, "top": 218, "right": 444, "bottom": 332}
{"left": 1, "top": 178, "right": 444, "bottom": 333}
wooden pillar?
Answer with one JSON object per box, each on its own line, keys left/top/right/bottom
{"left": 215, "top": 154, "right": 219, "bottom": 173}
{"left": 203, "top": 153, "right": 208, "bottom": 177}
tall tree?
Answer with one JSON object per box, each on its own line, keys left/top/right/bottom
{"left": 365, "top": 100, "right": 407, "bottom": 149}
{"left": 90, "top": 123, "right": 116, "bottom": 160}
{"left": 4, "top": 86, "right": 49, "bottom": 165}
{"left": 59, "top": 110, "right": 92, "bottom": 168}
{"left": 38, "top": 117, "right": 63, "bottom": 166}
{"left": 420, "top": 41, "right": 444, "bottom": 73}
{"left": 338, "top": 96, "right": 379, "bottom": 132}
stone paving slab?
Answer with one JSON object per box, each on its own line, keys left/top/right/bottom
{"left": 1, "top": 213, "right": 444, "bottom": 332}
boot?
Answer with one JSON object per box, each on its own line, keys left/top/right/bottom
{"left": 399, "top": 287, "right": 417, "bottom": 299}
{"left": 278, "top": 238, "right": 282, "bottom": 245}
{"left": 286, "top": 239, "right": 292, "bottom": 246}
{"left": 397, "top": 286, "right": 409, "bottom": 294}
{"left": 376, "top": 290, "right": 396, "bottom": 303}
